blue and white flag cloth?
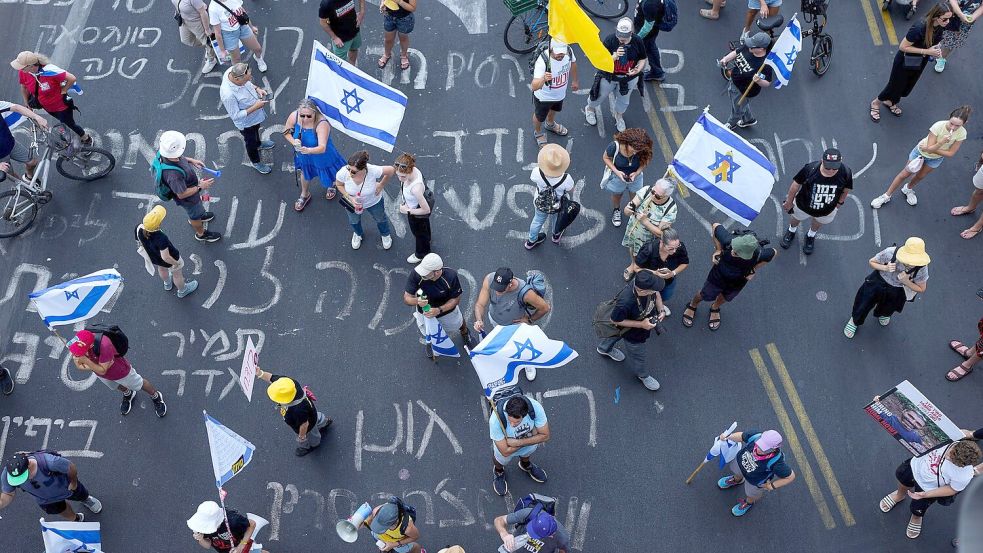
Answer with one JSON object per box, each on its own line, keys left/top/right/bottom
{"left": 763, "top": 14, "right": 802, "bottom": 89}
{"left": 671, "top": 110, "right": 777, "bottom": 226}
{"left": 414, "top": 312, "right": 460, "bottom": 358}
{"left": 40, "top": 518, "right": 103, "bottom": 553}
{"left": 28, "top": 269, "right": 123, "bottom": 328}
{"left": 704, "top": 422, "right": 741, "bottom": 469}
{"left": 204, "top": 411, "right": 256, "bottom": 489}
{"left": 305, "top": 40, "right": 407, "bottom": 152}
{"left": 470, "top": 324, "right": 578, "bottom": 397}
{"left": 2, "top": 108, "right": 25, "bottom": 130}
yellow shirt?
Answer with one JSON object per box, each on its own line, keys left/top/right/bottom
{"left": 376, "top": 518, "right": 406, "bottom": 543}
{"left": 917, "top": 120, "right": 966, "bottom": 159}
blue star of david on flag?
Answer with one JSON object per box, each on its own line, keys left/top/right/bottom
{"left": 763, "top": 14, "right": 802, "bottom": 89}
{"left": 784, "top": 49, "right": 797, "bottom": 66}
{"left": 708, "top": 151, "right": 740, "bottom": 184}
{"left": 417, "top": 314, "right": 460, "bottom": 357}
{"left": 511, "top": 338, "right": 543, "bottom": 361}
{"left": 340, "top": 88, "right": 364, "bottom": 114}
{"left": 64, "top": 290, "right": 80, "bottom": 300}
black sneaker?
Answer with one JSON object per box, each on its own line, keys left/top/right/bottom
{"left": 524, "top": 233, "right": 547, "bottom": 250}
{"left": 295, "top": 446, "right": 314, "bottom": 457}
{"left": 461, "top": 329, "right": 475, "bottom": 348}
{"left": 424, "top": 344, "right": 434, "bottom": 359}
{"left": 519, "top": 461, "right": 548, "bottom": 483}
{"left": 803, "top": 235, "right": 816, "bottom": 255}
{"left": 737, "top": 118, "right": 757, "bottom": 128}
{"left": 120, "top": 391, "right": 135, "bottom": 416}
{"left": 200, "top": 211, "right": 215, "bottom": 222}
{"left": 152, "top": 392, "right": 167, "bottom": 418}
{"left": 493, "top": 471, "right": 508, "bottom": 496}
{"left": 644, "top": 71, "right": 666, "bottom": 82}
{"left": 195, "top": 230, "right": 222, "bottom": 243}
{"left": 551, "top": 230, "right": 564, "bottom": 244}
{"left": 0, "top": 367, "right": 13, "bottom": 395}
{"left": 780, "top": 229, "right": 795, "bottom": 249}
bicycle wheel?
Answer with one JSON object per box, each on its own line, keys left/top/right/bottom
{"left": 811, "top": 34, "right": 833, "bottom": 76}
{"left": 504, "top": 10, "right": 548, "bottom": 54}
{"left": 55, "top": 147, "right": 116, "bottom": 181}
{"left": 577, "top": 0, "right": 628, "bottom": 18}
{"left": 0, "top": 189, "right": 40, "bottom": 238}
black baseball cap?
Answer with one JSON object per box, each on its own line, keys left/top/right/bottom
{"left": 491, "top": 267, "right": 514, "bottom": 292}
{"left": 4, "top": 453, "right": 30, "bottom": 487}
{"left": 633, "top": 270, "right": 664, "bottom": 292}
{"left": 822, "top": 148, "right": 842, "bottom": 170}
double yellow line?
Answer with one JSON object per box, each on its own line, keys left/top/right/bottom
{"left": 859, "top": 0, "right": 899, "bottom": 45}
{"left": 644, "top": 83, "right": 689, "bottom": 197}
{"left": 749, "top": 343, "right": 855, "bottom": 530}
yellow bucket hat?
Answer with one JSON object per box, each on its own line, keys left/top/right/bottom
{"left": 267, "top": 377, "right": 298, "bottom": 404}
{"left": 896, "top": 237, "right": 930, "bottom": 266}
{"left": 142, "top": 205, "right": 167, "bottom": 232}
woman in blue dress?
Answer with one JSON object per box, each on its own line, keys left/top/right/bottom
{"left": 281, "top": 98, "right": 346, "bottom": 212}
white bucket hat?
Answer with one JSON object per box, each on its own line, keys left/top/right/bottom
{"left": 158, "top": 130, "right": 187, "bottom": 158}
{"left": 187, "top": 501, "right": 225, "bottom": 534}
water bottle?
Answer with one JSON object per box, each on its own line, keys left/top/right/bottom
{"left": 497, "top": 534, "right": 530, "bottom": 553}
{"left": 354, "top": 192, "right": 364, "bottom": 214}
{"left": 416, "top": 289, "right": 430, "bottom": 313}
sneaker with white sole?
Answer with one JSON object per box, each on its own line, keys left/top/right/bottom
{"left": 407, "top": 254, "right": 421, "bottom": 264}
{"left": 843, "top": 319, "right": 857, "bottom": 338}
{"left": 901, "top": 186, "right": 917, "bottom": 206}
{"left": 737, "top": 118, "right": 757, "bottom": 128}
{"left": 120, "top": 391, "right": 135, "bottom": 416}
{"left": 177, "top": 280, "right": 199, "bottom": 298}
{"left": 934, "top": 57, "right": 946, "bottom": 73}
{"left": 152, "top": 391, "right": 167, "bottom": 418}
{"left": 202, "top": 57, "right": 218, "bottom": 74}
{"left": 525, "top": 367, "right": 537, "bottom": 381}
{"left": 163, "top": 273, "right": 173, "bottom": 291}
{"left": 83, "top": 495, "right": 102, "bottom": 513}
{"left": 519, "top": 461, "right": 548, "bottom": 483}
{"left": 597, "top": 346, "right": 626, "bottom": 362}
{"left": 351, "top": 233, "right": 363, "bottom": 250}
{"left": 74, "top": 513, "right": 85, "bottom": 522}
{"left": 381, "top": 234, "right": 393, "bottom": 250}
{"left": 639, "top": 375, "right": 661, "bottom": 391}
{"left": 252, "top": 162, "right": 272, "bottom": 174}
{"left": 615, "top": 116, "right": 627, "bottom": 132}
{"left": 584, "top": 106, "right": 597, "bottom": 126}
{"left": 612, "top": 209, "right": 622, "bottom": 227}
{"left": 662, "top": 305, "right": 671, "bottom": 317}
{"left": 256, "top": 57, "right": 268, "bottom": 72}
{"left": 870, "top": 194, "right": 891, "bottom": 209}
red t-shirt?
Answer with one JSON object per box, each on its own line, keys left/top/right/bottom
{"left": 18, "top": 65, "right": 68, "bottom": 112}
{"left": 85, "top": 336, "right": 132, "bottom": 381}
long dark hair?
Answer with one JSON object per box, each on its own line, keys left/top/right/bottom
{"left": 347, "top": 150, "right": 369, "bottom": 170}
{"left": 923, "top": 2, "right": 952, "bottom": 46}
{"left": 613, "top": 128, "right": 654, "bottom": 168}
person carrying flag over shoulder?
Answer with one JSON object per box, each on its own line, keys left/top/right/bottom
{"left": 716, "top": 32, "right": 774, "bottom": 130}
{"left": 715, "top": 429, "right": 796, "bottom": 516}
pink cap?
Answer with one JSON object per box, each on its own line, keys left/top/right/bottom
{"left": 755, "top": 430, "right": 783, "bottom": 451}
{"left": 68, "top": 330, "right": 95, "bottom": 356}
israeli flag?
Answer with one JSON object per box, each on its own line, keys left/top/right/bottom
{"left": 28, "top": 269, "right": 123, "bottom": 328}
{"left": 40, "top": 518, "right": 103, "bottom": 553}
{"left": 204, "top": 411, "right": 256, "bottom": 489}
{"left": 414, "top": 312, "right": 460, "bottom": 357}
{"left": 470, "top": 324, "right": 578, "bottom": 397}
{"left": 305, "top": 40, "right": 407, "bottom": 152}
{"left": 671, "top": 110, "right": 777, "bottom": 226}
{"left": 704, "top": 422, "right": 742, "bottom": 469}
{"left": 3, "top": 109, "right": 25, "bottom": 130}
{"left": 764, "top": 14, "right": 802, "bottom": 89}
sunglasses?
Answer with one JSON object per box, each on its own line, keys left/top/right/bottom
{"left": 348, "top": 167, "right": 361, "bottom": 174}
{"left": 299, "top": 113, "right": 314, "bottom": 119}
{"left": 394, "top": 162, "right": 409, "bottom": 170}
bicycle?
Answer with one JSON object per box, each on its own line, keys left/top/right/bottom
{"left": 0, "top": 121, "right": 116, "bottom": 238}
{"left": 719, "top": 14, "right": 785, "bottom": 81}
{"left": 802, "top": 0, "right": 832, "bottom": 76}
{"left": 504, "top": 0, "right": 629, "bottom": 54}
{"left": 577, "top": 0, "right": 628, "bottom": 19}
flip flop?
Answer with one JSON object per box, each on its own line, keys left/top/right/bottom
{"left": 950, "top": 340, "right": 972, "bottom": 358}
{"left": 708, "top": 307, "right": 721, "bottom": 331}
{"left": 623, "top": 267, "right": 633, "bottom": 281}
{"left": 880, "top": 493, "right": 900, "bottom": 513}
{"left": 869, "top": 103, "right": 881, "bottom": 123}
{"left": 400, "top": 55, "right": 410, "bottom": 70}
{"left": 951, "top": 206, "right": 976, "bottom": 216}
{"left": 325, "top": 188, "right": 337, "bottom": 200}
{"left": 888, "top": 103, "right": 903, "bottom": 117}
{"left": 378, "top": 54, "right": 391, "bottom": 69}
{"left": 946, "top": 361, "right": 975, "bottom": 382}
{"left": 294, "top": 194, "right": 311, "bottom": 212}
{"left": 961, "top": 227, "right": 982, "bottom": 240}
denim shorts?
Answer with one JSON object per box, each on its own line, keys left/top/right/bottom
{"left": 910, "top": 146, "right": 944, "bottom": 169}
{"left": 748, "top": 0, "right": 782, "bottom": 8}
{"left": 181, "top": 200, "right": 207, "bottom": 221}
{"left": 221, "top": 24, "right": 253, "bottom": 50}
{"left": 384, "top": 12, "right": 415, "bottom": 34}
{"left": 603, "top": 171, "right": 644, "bottom": 195}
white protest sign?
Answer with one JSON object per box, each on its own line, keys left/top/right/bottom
{"left": 238, "top": 337, "right": 259, "bottom": 401}
{"left": 203, "top": 411, "right": 256, "bottom": 488}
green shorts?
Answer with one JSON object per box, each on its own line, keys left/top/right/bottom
{"left": 331, "top": 32, "right": 362, "bottom": 56}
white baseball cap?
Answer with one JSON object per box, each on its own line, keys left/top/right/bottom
{"left": 158, "top": 130, "right": 186, "bottom": 158}
{"left": 550, "top": 39, "right": 568, "bottom": 54}
{"left": 616, "top": 17, "right": 634, "bottom": 38}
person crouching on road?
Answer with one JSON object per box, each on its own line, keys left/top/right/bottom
{"left": 136, "top": 205, "right": 199, "bottom": 298}
{"left": 403, "top": 253, "right": 473, "bottom": 358}
{"left": 716, "top": 429, "right": 796, "bottom": 517}
{"left": 255, "top": 367, "right": 332, "bottom": 456}
{"left": 844, "top": 237, "right": 930, "bottom": 338}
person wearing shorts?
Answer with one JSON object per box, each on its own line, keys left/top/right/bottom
{"left": 208, "top": 0, "right": 268, "bottom": 71}
{"left": 158, "top": 130, "right": 222, "bottom": 242}
{"left": 378, "top": 0, "right": 417, "bottom": 70}
{"left": 68, "top": 328, "right": 168, "bottom": 418}
{"left": 716, "top": 429, "right": 796, "bottom": 517}
{"left": 531, "top": 39, "right": 578, "bottom": 148}
{"left": 0, "top": 451, "right": 103, "bottom": 522}
{"left": 744, "top": 0, "right": 782, "bottom": 35}
{"left": 173, "top": 0, "right": 219, "bottom": 74}
{"left": 320, "top": 0, "right": 365, "bottom": 65}
{"left": 489, "top": 395, "right": 550, "bottom": 496}
{"left": 950, "top": 148, "right": 983, "bottom": 239}
{"left": 601, "top": 128, "right": 652, "bottom": 227}
{"left": 779, "top": 148, "right": 853, "bottom": 255}
{"left": 0, "top": 99, "right": 47, "bottom": 181}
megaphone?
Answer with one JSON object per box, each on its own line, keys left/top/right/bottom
{"left": 336, "top": 502, "right": 372, "bottom": 543}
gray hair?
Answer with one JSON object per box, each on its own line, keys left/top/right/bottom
{"left": 660, "top": 227, "right": 680, "bottom": 246}
{"left": 229, "top": 62, "right": 249, "bottom": 78}
{"left": 652, "top": 178, "right": 674, "bottom": 197}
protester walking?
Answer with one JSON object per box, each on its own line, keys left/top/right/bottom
{"left": 879, "top": 440, "right": 981, "bottom": 539}
{"left": 0, "top": 452, "right": 102, "bottom": 522}
{"left": 526, "top": 144, "right": 575, "bottom": 249}
{"left": 393, "top": 152, "right": 432, "bottom": 263}
{"left": 531, "top": 39, "right": 579, "bottom": 148}
{"left": 494, "top": 502, "right": 570, "bottom": 553}
{"left": 319, "top": 0, "right": 365, "bottom": 65}
{"left": 596, "top": 270, "right": 665, "bottom": 391}
{"left": 682, "top": 225, "right": 777, "bottom": 330}
{"left": 779, "top": 148, "right": 853, "bottom": 255}
{"left": 601, "top": 128, "right": 653, "bottom": 227}
{"left": 281, "top": 98, "right": 346, "bottom": 211}
{"left": 949, "top": 149, "right": 983, "bottom": 239}
{"left": 365, "top": 497, "right": 422, "bottom": 553}
{"left": 844, "top": 237, "right": 930, "bottom": 338}
{"left": 633, "top": 0, "right": 670, "bottom": 81}
{"left": 584, "top": 17, "right": 647, "bottom": 132}
{"left": 944, "top": 291, "right": 983, "bottom": 381}
{"left": 0, "top": 98, "right": 47, "bottom": 181}
{"left": 135, "top": 205, "right": 199, "bottom": 298}
{"left": 156, "top": 130, "right": 222, "bottom": 242}
{"left": 188, "top": 500, "right": 270, "bottom": 552}
{"left": 871, "top": 106, "right": 969, "bottom": 208}
{"left": 934, "top": 0, "right": 983, "bottom": 71}
{"left": 632, "top": 227, "right": 689, "bottom": 316}
{"left": 621, "top": 178, "right": 677, "bottom": 280}
{"left": 255, "top": 366, "right": 332, "bottom": 456}
{"left": 717, "top": 33, "right": 774, "bottom": 130}
{"left": 0, "top": 364, "right": 13, "bottom": 396}
{"left": 403, "top": 253, "right": 473, "bottom": 357}
{"left": 716, "top": 429, "right": 796, "bottom": 517}
{"left": 11, "top": 51, "right": 90, "bottom": 145}
{"left": 220, "top": 63, "right": 274, "bottom": 174}
{"left": 208, "top": 0, "right": 267, "bottom": 70}
{"left": 172, "top": 0, "right": 219, "bottom": 73}
{"left": 335, "top": 150, "right": 395, "bottom": 250}
{"left": 489, "top": 393, "right": 551, "bottom": 495}
{"left": 378, "top": 0, "right": 417, "bottom": 70}
{"left": 869, "top": 3, "right": 952, "bottom": 121}
{"left": 69, "top": 328, "right": 167, "bottom": 417}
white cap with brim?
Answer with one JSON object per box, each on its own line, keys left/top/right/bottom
{"left": 159, "top": 130, "right": 187, "bottom": 158}
{"left": 616, "top": 17, "right": 634, "bottom": 38}
{"left": 187, "top": 501, "right": 225, "bottom": 534}
{"left": 550, "top": 39, "right": 568, "bottom": 54}
{"left": 414, "top": 253, "right": 443, "bottom": 276}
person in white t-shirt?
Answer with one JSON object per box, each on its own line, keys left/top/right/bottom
{"left": 334, "top": 150, "right": 396, "bottom": 250}
{"left": 879, "top": 440, "right": 981, "bottom": 539}
{"left": 531, "top": 39, "right": 579, "bottom": 148}
{"left": 208, "top": 0, "right": 268, "bottom": 72}
{"left": 526, "top": 144, "right": 575, "bottom": 249}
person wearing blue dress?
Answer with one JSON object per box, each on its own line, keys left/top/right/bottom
{"left": 281, "top": 98, "right": 346, "bottom": 212}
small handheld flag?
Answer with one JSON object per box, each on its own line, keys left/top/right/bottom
{"left": 764, "top": 14, "right": 803, "bottom": 89}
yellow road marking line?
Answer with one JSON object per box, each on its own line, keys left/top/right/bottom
{"left": 879, "top": 4, "right": 900, "bottom": 44}
{"left": 766, "top": 344, "right": 857, "bottom": 527}
{"left": 654, "top": 86, "right": 685, "bottom": 147}
{"left": 859, "top": 0, "right": 885, "bottom": 46}
{"left": 750, "top": 348, "right": 837, "bottom": 530}
{"left": 644, "top": 86, "right": 689, "bottom": 197}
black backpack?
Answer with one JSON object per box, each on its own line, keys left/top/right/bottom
{"left": 492, "top": 385, "right": 537, "bottom": 429}
{"left": 385, "top": 496, "right": 417, "bottom": 533}
{"left": 528, "top": 39, "right": 552, "bottom": 76}
{"left": 512, "top": 493, "right": 557, "bottom": 534}
{"left": 86, "top": 324, "right": 129, "bottom": 357}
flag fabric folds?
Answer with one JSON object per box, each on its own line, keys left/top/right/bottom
{"left": 414, "top": 312, "right": 460, "bottom": 358}
{"left": 3, "top": 109, "right": 25, "bottom": 130}
{"left": 703, "top": 422, "right": 741, "bottom": 468}
{"left": 41, "top": 518, "right": 103, "bottom": 553}
{"left": 28, "top": 269, "right": 123, "bottom": 328}
{"left": 204, "top": 411, "right": 256, "bottom": 489}
{"left": 470, "top": 324, "right": 578, "bottom": 397}
{"left": 764, "top": 15, "right": 803, "bottom": 89}
{"left": 670, "top": 110, "right": 777, "bottom": 226}
{"left": 305, "top": 40, "right": 407, "bottom": 152}
{"left": 548, "top": 0, "right": 615, "bottom": 73}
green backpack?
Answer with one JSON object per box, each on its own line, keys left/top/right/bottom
{"left": 151, "top": 154, "right": 185, "bottom": 202}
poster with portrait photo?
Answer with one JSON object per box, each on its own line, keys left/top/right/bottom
{"left": 864, "top": 380, "right": 964, "bottom": 456}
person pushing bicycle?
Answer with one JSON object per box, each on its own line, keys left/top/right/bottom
{"left": 0, "top": 99, "right": 47, "bottom": 182}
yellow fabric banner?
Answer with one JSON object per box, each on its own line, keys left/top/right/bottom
{"left": 548, "top": 0, "right": 615, "bottom": 73}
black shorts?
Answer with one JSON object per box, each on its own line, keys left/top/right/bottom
{"left": 895, "top": 459, "right": 937, "bottom": 516}
{"left": 533, "top": 97, "right": 563, "bottom": 122}
{"left": 39, "top": 481, "right": 89, "bottom": 514}
{"left": 700, "top": 278, "right": 745, "bottom": 302}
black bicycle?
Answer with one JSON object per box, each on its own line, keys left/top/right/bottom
{"left": 503, "top": 0, "right": 629, "bottom": 54}
{"left": 802, "top": 0, "right": 832, "bottom": 76}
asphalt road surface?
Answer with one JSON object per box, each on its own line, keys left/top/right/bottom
{"left": 0, "top": 0, "right": 982, "bottom": 551}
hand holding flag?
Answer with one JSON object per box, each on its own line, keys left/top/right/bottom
{"left": 685, "top": 422, "right": 740, "bottom": 484}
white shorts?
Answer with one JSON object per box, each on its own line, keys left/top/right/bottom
{"left": 97, "top": 367, "right": 144, "bottom": 392}
{"left": 791, "top": 204, "right": 837, "bottom": 225}
{"left": 414, "top": 305, "right": 464, "bottom": 335}
{"left": 973, "top": 166, "right": 983, "bottom": 190}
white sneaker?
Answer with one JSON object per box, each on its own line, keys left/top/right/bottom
{"left": 525, "top": 367, "right": 537, "bottom": 381}
{"left": 639, "top": 375, "right": 661, "bottom": 391}
{"left": 83, "top": 495, "right": 102, "bottom": 513}
{"left": 201, "top": 57, "right": 218, "bottom": 74}
{"left": 870, "top": 194, "right": 891, "bottom": 209}
{"left": 351, "top": 233, "right": 362, "bottom": 250}
{"left": 256, "top": 57, "right": 268, "bottom": 73}
{"left": 662, "top": 305, "right": 671, "bottom": 317}
{"left": 381, "top": 234, "right": 393, "bottom": 250}
{"left": 901, "top": 186, "right": 917, "bottom": 206}
{"left": 584, "top": 106, "right": 597, "bottom": 126}
{"left": 615, "top": 116, "right": 627, "bottom": 132}
{"left": 407, "top": 254, "right": 421, "bottom": 264}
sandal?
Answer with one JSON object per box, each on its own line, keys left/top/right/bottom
{"left": 378, "top": 54, "right": 391, "bottom": 68}
{"left": 294, "top": 194, "right": 311, "bottom": 212}
{"left": 879, "top": 492, "right": 901, "bottom": 513}
{"left": 946, "top": 361, "right": 975, "bottom": 382}
{"left": 700, "top": 8, "right": 720, "bottom": 19}
{"left": 869, "top": 102, "right": 881, "bottom": 123}
{"left": 887, "top": 103, "right": 903, "bottom": 117}
{"left": 682, "top": 302, "right": 697, "bottom": 327}
{"left": 950, "top": 340, "right": 972, "bottom": 359}
{"left": 844, "top": 320, "right": 858, "bottom": 338}
{"left": 961, "top": 227, "right": 982, "bottom": 240}
{"left": 951, "top": 205, "right": 976, "bottom": 216}
{"left": 906, "top": 519, "right": 922, "bottom": 539}
{"left": 545, "top": 121, "right": 569, "bottom": 136}
{"left": 708, "top": 307, "right": 721, "bottom": 331}
{"left": 623, "top": 267, "right": 633, "bottom": 281}
{"left": 535, "top": 131, "right": 547, "bottom": 148}
{"left": 325, "top": 188, "right": 337, "bottom": 200}
{"left": 400, "top": 55, "right": 410, "bottom": 70}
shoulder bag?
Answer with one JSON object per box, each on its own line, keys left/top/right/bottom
{"left": 599, "top": 140, "right": 619, "bottom": 188}
{"left": 213, "top": 0, "right": 250, "bottom": 25}
{"left": 936, "top": 444, "right": 957, "bottom": 506}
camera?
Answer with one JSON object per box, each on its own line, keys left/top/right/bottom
{"left": 650, "top": 317, "right": 666, "bottom": 336}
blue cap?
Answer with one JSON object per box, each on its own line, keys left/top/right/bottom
{"left": 526, "top": 512, "right": 557, "bottom": 540}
